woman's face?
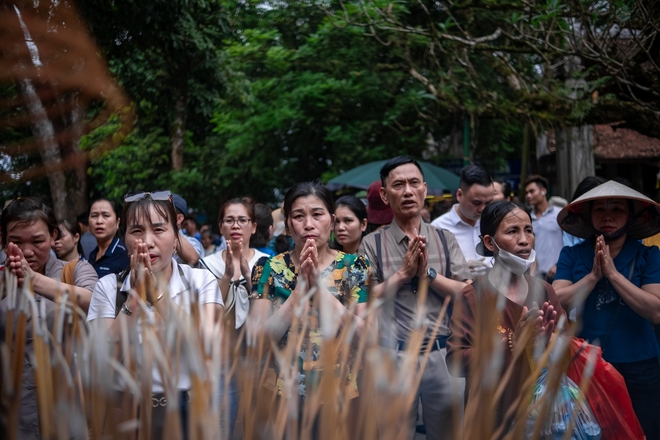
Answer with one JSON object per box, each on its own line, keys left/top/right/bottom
{"left": 53, "top": 227, "right": 79, "bottom": 259}
{"left": 591, "top": 198, "right": 630, "bottom": 234}
{"left": 5, "top": 219, "right": 56, "bottom": 274}
{"left": 493, "top": 182, "right": 506, "bottom": 201}
{"left": 201, "top": 233, "right": 213, "bottom": 249}
{"left": 89, "top": 200, "right": 120, "bottom": 242}
{"left": 486, "top": 208, "right": 535, "bottom": 259}
{"left": 288, "top": 195, "right": 333, "bottom": 248}
{"left": 334, "top": 206, "right": 366, "bottom": 250}
{"left": 220, "top": 203, "right": 256, "bottom": 248}
{"left": 125, "top": 205, "right": 177, "bottom": 274}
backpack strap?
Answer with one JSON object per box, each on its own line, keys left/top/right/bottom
{"left": 375, "top": 232, "right": 383, "bottom": 279}
{"left": 114, "top": 269, "right": 131, "bottom": 318}
{"left": 436, "top": 228, "right": 451, "bottom": 279}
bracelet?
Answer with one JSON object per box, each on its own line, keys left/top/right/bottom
{"left": 507, "top": 329, "right": 514, "bottom": 353}
{"left": 121, "top": 302, "right": 132, "bottom": 316}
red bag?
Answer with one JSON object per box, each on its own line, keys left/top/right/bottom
{"left": 566, "top": 337, "right": 645, "bottom": 440}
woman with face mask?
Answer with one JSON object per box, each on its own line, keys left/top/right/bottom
{"left": 446, "top": 201, "right": 563, "bottom": 431}
{"left": 553, "top": 180, "right": 660, "bottom": 439}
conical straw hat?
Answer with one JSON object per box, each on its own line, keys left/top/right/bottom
{"left": 557, "top": 180, "right": 660, "bottom": 239}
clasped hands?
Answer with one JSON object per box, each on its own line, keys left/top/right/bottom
{"left": 129, "top": 239, "right": 161, "bottom": 306}
{"left": 223, "top": 239, "right": 252, "bottom": 283}
{"left": 512, "top": 301, "right": 557, "bottom": 348}
{"left": 591, "top": 235, "right": 618, "bottom": 281}
{"left": 398, "top": 231, "right": 429, "bottom": 282}
{"left": 5, "top": 242, "right": 34, "bottom": 287}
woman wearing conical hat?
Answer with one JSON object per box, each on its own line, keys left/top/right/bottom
{"left": 553, "top": 180, "right": 660, "bottom": 438}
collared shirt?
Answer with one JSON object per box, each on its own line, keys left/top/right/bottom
{"left": 86, "top": 258, "right": 223, "bottom": 392}
{"left": 89, "top": 236, "right": 130, "bottom": 278}
{"left": 431, "top": 204, "right": 493, "bottom": 273}
{"left": 359, "top": 218, "right": 470, "bottom": 343}
{"left": 530, "top": 204, "right": 563, "bottom": 273}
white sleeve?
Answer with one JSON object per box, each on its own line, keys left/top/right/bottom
{"left": 192, "top": 268, "right": 223, "bottom": 306}
{"left": 86, "top": 274, "right": 119, "bottom": 322}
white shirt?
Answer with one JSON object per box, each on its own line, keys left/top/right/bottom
{"left": 86, "top": 258, "right": 223, "bottom": 392}
{"left": 530, "top": 204, "right": 564, "bottom": 274}
{"left": 431, "top": 204, "right": 492, "bottom": 273}
{"left": 200, "top": 248, "right": 268, "bottom": 328}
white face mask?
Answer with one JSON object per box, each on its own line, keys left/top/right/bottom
{"left": 492, "top": 240, "right": 536, "bottom": 275}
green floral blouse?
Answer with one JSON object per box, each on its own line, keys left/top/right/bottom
{"left": 250, "top": 251, "right": 370, "bottom": 397}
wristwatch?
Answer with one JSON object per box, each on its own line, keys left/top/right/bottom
{"left": 427, "top": 267, "right": 437, "bottom": 282}
{"left": 120, "top": 302, "right": 132, "bottom": 316}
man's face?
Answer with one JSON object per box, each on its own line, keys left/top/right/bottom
{"left": 380, "top": 163, "right": 427, "bottom": 219}
{"left": 456, "top": 184, "right": 494, "bottom": 223}
{"left": 525, "top": 182, "right": 545, "bottom": 206}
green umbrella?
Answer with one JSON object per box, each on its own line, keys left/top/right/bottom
{"left": 326, "top": 160, "right": 460, "bottom": 195}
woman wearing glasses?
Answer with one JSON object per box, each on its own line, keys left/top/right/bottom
{"left": 199, "top": 198, "right": 268, "bottom": 438}
{"left": 86, "top": 191, "right": 223, "bottom": 438}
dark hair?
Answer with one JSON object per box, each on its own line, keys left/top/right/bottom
{"left": 218, "top": 198, "right": 256, "bottom": 225}
{"left": 59, "top": 219, "right": 83, "bottom": 257}
{"left": 283, "top": 182, "right": 334, "bottom": 226}
{"left": 494, "top": 179, "right": 513, "bottom": 200}
{"left": 251, "top": 203, "right": 273, "bottom": 248}
{"left": 571, "top": 176, "right": 606, "bottom": 202}
{"left": 524, "top": 174, "right": 549, "bottom": 191}
{"left": 1, "top": 197, "right": 60, "bottom": 246}
{"left": 380, "top": 156, "right": 424, "bottom": 187}
{"left": 480, "top": 201, "right": 532, "bottom": 239}
{"left": 460, "top": 165, "right": 492, "bottom": 190}
{"left": 90, "top": 198, "right": 121, "bottom": 220}
{"left": 123, "top": 197, "right": 179, "bottom": 241}
{"left": 332, "top": 195, "right": 368, "bottom": 251}
{"left": 76, "top": 210, "right": 89, "bottom": 226}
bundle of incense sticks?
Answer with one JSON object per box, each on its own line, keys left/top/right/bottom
{"left": 0, "top": 268, "right": 597, "bottom": 440}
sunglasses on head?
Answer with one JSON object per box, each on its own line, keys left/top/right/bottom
{"left": 124, "top": 190, "right": 172, "bottom": 203}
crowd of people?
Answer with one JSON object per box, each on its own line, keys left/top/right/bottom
{"left": 1, "top": 155, "right": 660, "bottom": 439}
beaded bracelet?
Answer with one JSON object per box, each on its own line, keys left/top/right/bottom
{"left": 507, "top": 330, "right": 514, "bottom": 353}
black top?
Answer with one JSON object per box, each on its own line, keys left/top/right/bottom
{"left": 89, "top": 236, "right": 130, "bottom": 278}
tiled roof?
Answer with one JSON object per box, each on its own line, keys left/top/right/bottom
{"left": 545, "top": 123, "right": 660, "bottom": 159}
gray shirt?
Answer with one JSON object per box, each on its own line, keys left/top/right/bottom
{"left": 80, "top": 231, "right": 97, "bottom": 260}
{"left": 0, "top": 255, "right": 97, "bottom": 438}
{"left": 359, "top": 218, "right": 470, "bottom": 343}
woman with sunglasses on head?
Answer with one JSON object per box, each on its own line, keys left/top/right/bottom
{"left": 86, "top": 191, "right": 223, "bottom": 439}
{"left": 0, "top": 198, "right": 98, "bottom": 439}
{"left": 53, "top": 219, "right": 84, "bottom": 262}
{"left": 249, "top": 182, "right": 370, "bottom": 403}
{"left": 88, "top": 198, "right": 130, "bottom": 278}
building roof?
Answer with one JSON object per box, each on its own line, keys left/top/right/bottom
{"left": 545, "top": 123, "right": 660, "bottom": 160}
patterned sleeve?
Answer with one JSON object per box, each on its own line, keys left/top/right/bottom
{"left": 347, "top": 253, "right": 370, "bottom": 304}
{"left": 249, "top": 255, "right": 272, "bottom": 300}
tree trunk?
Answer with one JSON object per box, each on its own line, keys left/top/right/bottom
{"left": 66, "top": 98, "right": 89, "bottom": 218}
{"left": 171, "top": 95, "right": 186, "bottom": 171}
{"left": 19, "top": 79, "right": 68, "bottom": 220}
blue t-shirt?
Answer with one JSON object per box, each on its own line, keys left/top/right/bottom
{"left": 555, "top": 237, "right": 660, "bottom": 363}
{"left": 89, "top": 237, "right": 130, "bottom": 279}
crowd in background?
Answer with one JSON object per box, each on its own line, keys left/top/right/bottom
{"left": 1, "top": 156, "right": 660, "bottom": 439}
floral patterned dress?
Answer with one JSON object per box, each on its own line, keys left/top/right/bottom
{"left": 250, "top": 251, "right": 370, "bottom": 397}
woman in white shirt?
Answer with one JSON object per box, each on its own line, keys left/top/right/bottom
{"left": 86, "top": 191, "right": 223, "bottom": 439}
{"left": 199, "top": 198, "right": 267, "bottom": 438}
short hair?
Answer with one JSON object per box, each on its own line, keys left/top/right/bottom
{"left": 480, "top": 201, "right": 532, "bottom": 239}
{"left": 524, "top": 174, "right": 549, "bottom": 190}
{"left": 90, "top": 198, "right": 122, "bottom": 220}
{"left": 250, "top": 203, "right": 273, "bottom": 248}
{"left": 460, "top": 165, "right": 492, "bottom": 190}
{"left": 1, "top": 197, "right": 60, "bottom": 246}
{"left": 380, "top": 156, "right": 424, "bottom": 187}
{"left": 283, "top": 182, "right": 334, "bottom": 225}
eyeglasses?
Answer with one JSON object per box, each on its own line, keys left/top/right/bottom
{"left": 124, "top": 191, "right": 172, "bottom": 203}
{"left": 222, "top": 217, "right": 252, "bottom": 227}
